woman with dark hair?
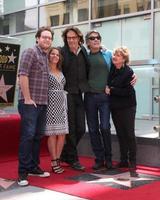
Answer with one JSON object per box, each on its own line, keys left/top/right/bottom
{"left": 45, "top": 47, "right": 68, "bottom": 174}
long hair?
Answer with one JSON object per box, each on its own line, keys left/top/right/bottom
{"left": 62, "top": 26, "right": 84, "bottom": 46}
{"left": 48, "top": 47, "right": 63, "bottom": 71}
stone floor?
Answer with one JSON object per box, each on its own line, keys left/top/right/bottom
{"left": 0, "top": 178, "right": 88, "bottom": 200}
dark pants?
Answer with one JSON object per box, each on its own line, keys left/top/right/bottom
{"left": 61, "top": 93, "right": 85, "bottom": 163}
{"left": 84, "top": 92, "right": 112, "bottom": 163}
{"left": 111, "top": 106, "right": 137, "bottom": 164}
{"left": 18, "top": 100, "right": 47, "bottom": 174}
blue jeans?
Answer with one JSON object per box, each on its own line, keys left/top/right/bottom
{"left": 84, "top": 93, "right": 112, "bottom": 163}
{"left": 18, "top": 100, "right": 47, "bottom": 174}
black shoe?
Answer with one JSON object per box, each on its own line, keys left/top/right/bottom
{"left": 28, "top": 166, "right": 50, "bottom": 177}
{"left": 17, "top": 172, "right": 29, "bottom": 186}
{"left": 129, "top": 162, "right": 137, "bottom": 171}
{"left": 92, "top": 162, "right": 104, "bottom": 170}
{"left": 130, "top": 170, "right": 139, "bottom": 177}
{"left": 71, "top": 161, "right": 85, "bottom": 171}
{"left": 105, "top": 161, "right": 113, "bottom": 170}
{"left": 116, "top": 161, "right": 129, "bottom": 168}
{"left": 129, "top": 162, "right": 138, "bottom": 177}
{"left": 60, "top": 157, "right": 72, "bottom": 165}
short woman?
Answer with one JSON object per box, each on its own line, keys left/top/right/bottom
{"left": 105, "top": 47, "right": 137, "bottom": 172}
{"left": 45, "top": 47, "right": 68, "bottom": 173}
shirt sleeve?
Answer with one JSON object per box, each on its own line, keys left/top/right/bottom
{"left": 18, "top": 48, "right": 36, "bottom": 76}
{"left": 110, "top": 68, "right": 135, "bottom": 96}
{"left": 102, "top": 49, "right": 113, "bottom": 70}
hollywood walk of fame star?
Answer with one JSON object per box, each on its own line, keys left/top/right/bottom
{"left": 86, "top": 171, "right": 160, "bottom": 189}
{"left": 8, "top": 52, "right": 16, "bottom": 64}
{"left": 69, "top": 169, "right": 160, "bottom": 190}
{"left": 0, "top": 75, "right": 13, "bottom": 102}
{"left": 0, "top": 178, "right": 15, "bottom": 190}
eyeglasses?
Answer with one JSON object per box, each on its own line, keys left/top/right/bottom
{"left": 67, "top": 36, "right": 78, "bottom": 40}
{"left": 41, "top": 36, "right": 52, "bottom": 40}
{"left": 88, "top": 36, "right": 101, "bottom": 41}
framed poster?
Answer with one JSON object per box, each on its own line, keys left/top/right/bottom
{"left": 0, "top": 42, "right": 20, "bottom": 107}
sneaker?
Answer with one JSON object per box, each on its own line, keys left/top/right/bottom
{"left": 71, "top": 161, "right": 85, "bottom": 171}
{"left": 17, "top": 173, "right": 29, "bottom": 186}
{"left": 28, "top": 166, "right": 50, "bottom": 177}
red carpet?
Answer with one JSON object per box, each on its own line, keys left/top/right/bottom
{"left": 1, "top": 115, "right": 160, "bottom": 199}
{"left": 0, "top": 114, "right": 48, "bottom": 163}
{"left": 0, "top": 114, "right": 20, "bottom": 162}
{"left": 0, "top": 155, "right": 160, "bottom": 200}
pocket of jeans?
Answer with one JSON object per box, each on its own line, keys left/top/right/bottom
{"left": 23, "top": 103, "right": 36, "bottom": 110}
{"left": 22, "top": 104, "right": 37, "bottom": 120}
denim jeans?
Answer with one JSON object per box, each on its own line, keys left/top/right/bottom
{"left": 84, "top": 92, "right": 112, "bottom": 163}
{"left": 18, "top": 100, "right": 47, "bottom": 174}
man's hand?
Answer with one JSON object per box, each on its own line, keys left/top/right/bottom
{"left": 24, "top": 99, "right": 37, "bottom": 107}
{"left": 130, "top": 73, "right": 137, "bottom": 86}
{"left": 105, "top": 86, "right": 110, "bottom": 95}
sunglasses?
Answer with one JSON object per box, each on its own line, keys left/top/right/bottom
{"left": 88, "top": 36, "right": 101, "bottom": 41}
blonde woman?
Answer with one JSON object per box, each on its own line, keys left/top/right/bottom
{"left": 105, "top": 47, "right": 137, "bottom": 173}
{"left": 45, "top": 47, "right": 68, "bottom": 173}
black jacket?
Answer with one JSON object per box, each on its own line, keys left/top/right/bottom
{"left": 108, "top": 64, "right": 137, "bottom": 110}
{"left": 61, "top": 45, "right": 90, "bottom": 94}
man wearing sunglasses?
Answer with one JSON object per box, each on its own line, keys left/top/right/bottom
{"left": 85, "top": 30, "right": 113, "bottom": 170}
{"left": 85, "top": 30, "right": 137, "bottom": 171}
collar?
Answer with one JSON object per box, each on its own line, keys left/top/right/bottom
{"left": 35, "top": 44, "right": 47, "bottom": 55}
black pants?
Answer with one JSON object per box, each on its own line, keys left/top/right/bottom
{"left": 61, "top": 93, "right": 85, "bottom": 163}
{"left": 111, "top": 106, "right": 137, "bottom": 164}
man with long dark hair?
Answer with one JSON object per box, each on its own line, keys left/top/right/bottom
{"left": 60, "top": 27, "right": 90, "bottom": 171}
